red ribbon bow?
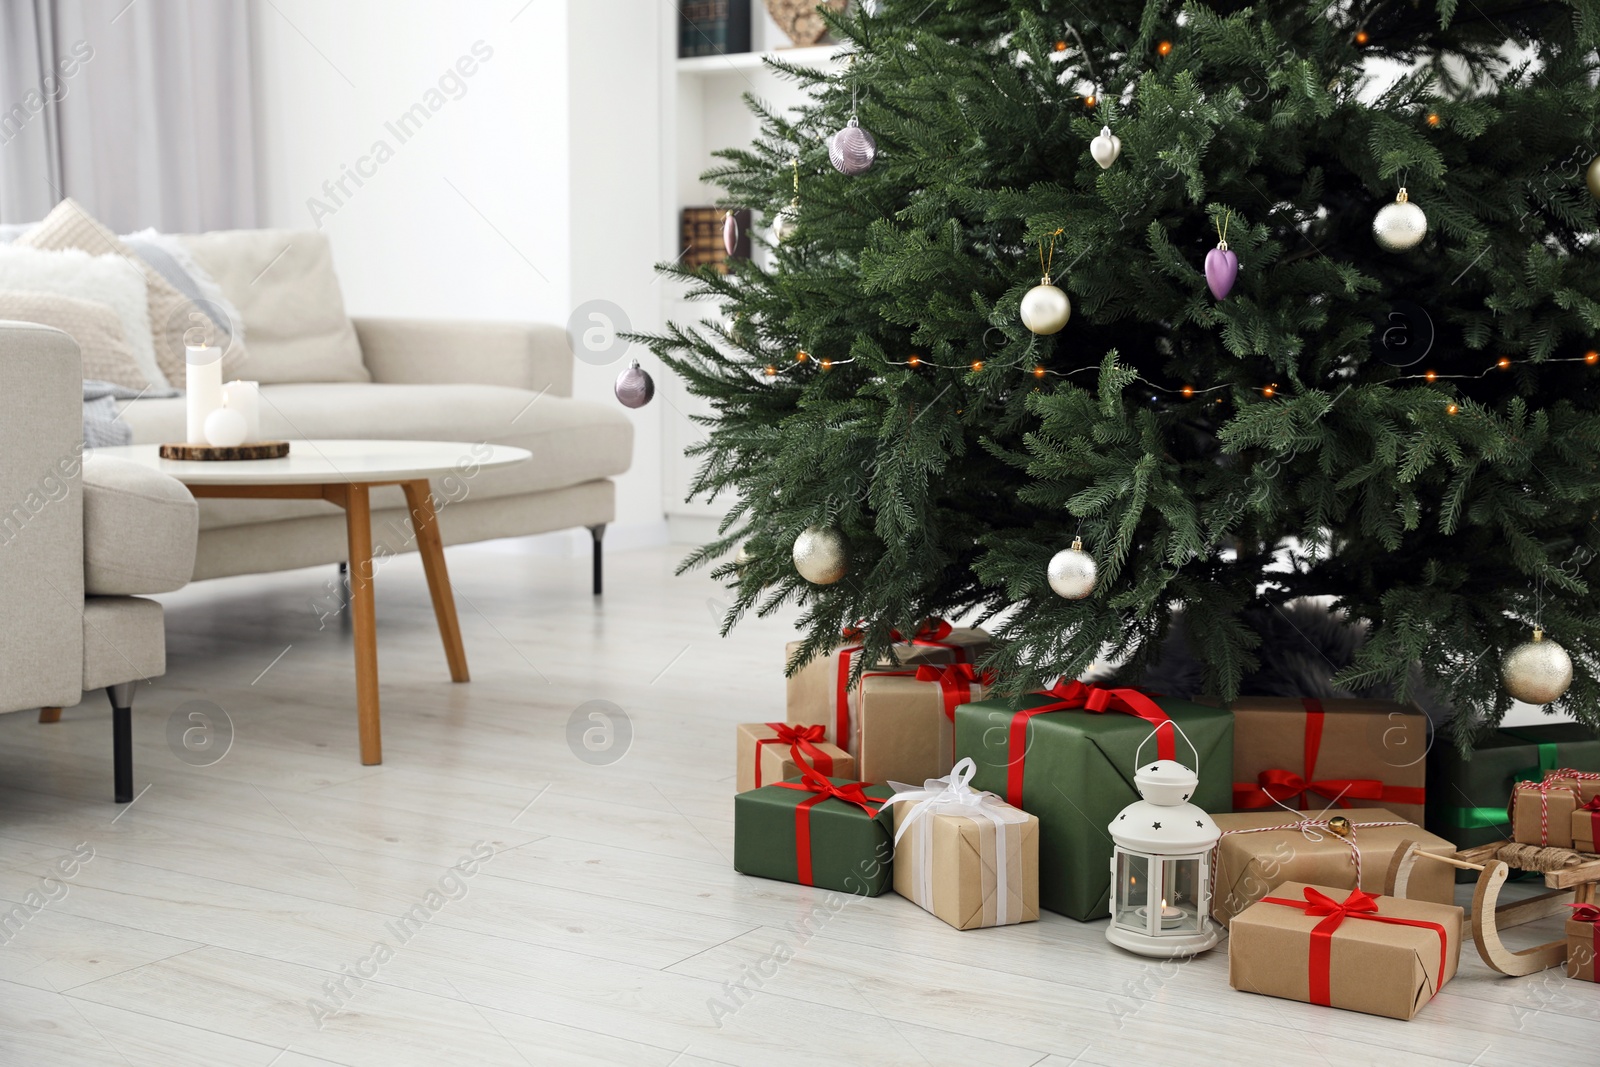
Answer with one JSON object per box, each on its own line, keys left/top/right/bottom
{"left": 774, "top": 761, "right": 888, "bottom": 886}
{"left": 1004, "top": 679, "right": 1176, "bottom": 808}
{"left": 754, "top": 722, "right": 835, "bottom": 789}
{"left": 1232, "top": 698, "right": 1425, "bottom": 814}
{"left": 1262, "top": 887, "right": 1449, "bottom": 1007}
{"left": 1579, "top": 795, "right": 1600, "bottom": 853}
{"left": 1570, "top": 903, "right": 1600, "bottom": 924}
{"left": 914, "top": 662, "right": 995, "bottom": 721}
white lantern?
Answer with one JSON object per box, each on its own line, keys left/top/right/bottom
{"left": 1106, "top": 732, "right": 1221, "bottom": 958}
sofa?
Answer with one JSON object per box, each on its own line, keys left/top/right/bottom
{"left": 115, "top": 228, "right": 635, "bottom": 588}
{"left": 1, "top": 321, "right": 200, "bottom": 801}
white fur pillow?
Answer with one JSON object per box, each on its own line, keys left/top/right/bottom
{"left": 0, "top": 245, "right": 165, "bottom": 388}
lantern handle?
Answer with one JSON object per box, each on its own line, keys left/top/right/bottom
{"left": 1133, "top": 718, "right": 1200, "bottom": 772}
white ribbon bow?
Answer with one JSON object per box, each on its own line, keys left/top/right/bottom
{"left": 883, "top": 757, "right": 1030, "bottom": 926}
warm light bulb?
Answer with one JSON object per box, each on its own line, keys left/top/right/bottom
{"left": 1497, "top": 357, "right": 1511, "bottom": 370}
{"left": 763, "top": 364, "right": 777, "bottom": 377}
{"left": 1426, "top": 112, "right": 1440, "bottom": 127}
{"left": 908, "top": 355, "right": 921, "bottom": 367}
{"left": 796, "top": 350, "right": 809, "bottom": 362}
{"left": 1262, "top": 383, "right": 1277, "bottom": 398}
{"left": 1157, "top": 40, "right": 1172, "bottom": 56}
{"left": 1586, "top": 350, "right": 1598, "bottom": 365}
{"left": 1424, "top": 370, "right": 1437, "bottom": 383}
{"left": 970, "top": 360, "right": 984, "bottom": 372}
{"left": 1180, "top": 385, "right": 1195, "bottom": 398}
{"left": 1084, "top": 95, "right": 1097, "bottom": 108}
{"left": 1032, "top": 365, "right": 1046, "bottom": 379}
{"left": 1054, "top": 40, "right": 1067, "bottom": 52}
{"left": 1355, "top": 30, "right": 1369, "bottom": 44}
{"left": 820, "top": 358, "right": 833, "bottom": 371}
{"left": 1446, "top": 403, "right": 1459, "bottom": 415}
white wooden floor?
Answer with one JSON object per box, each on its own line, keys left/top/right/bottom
{"left": 1, "top": 541, "right": 1597, "bottom": 1066}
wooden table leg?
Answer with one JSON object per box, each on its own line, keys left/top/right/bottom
{"left": 404, "top": 480, "right": 469, "bottom": 683}
{"left": 342, "top": 483, "right": 382, "bottom": 765}
{"left": 38, "top": 707, "right": 61, "bottom": 723}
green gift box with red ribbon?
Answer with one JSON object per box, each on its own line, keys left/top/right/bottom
{"left": 1423, "top": 723, "right": 1600, "bottom": 852}
{"left": 952, "top": 680, "right": 1233, "bottom": 921}
{"left": 733, "top": 766, "right": 895, "bottom": 896}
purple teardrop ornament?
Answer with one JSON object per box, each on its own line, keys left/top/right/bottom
{"left": 1205, "top": 246, "right": 1239, "bottom": 300}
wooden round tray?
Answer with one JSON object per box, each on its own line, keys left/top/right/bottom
{"left": 159, "top": 441, "right": 290, "bottom": 461}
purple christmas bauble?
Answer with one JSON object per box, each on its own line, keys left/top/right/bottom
{"left": 1204, "top": 245, "right": 1239, "bottom": 300}
{"left": 614, "top": 359, "right": 655, "bottom": 408}
{"left": 828, "top": 117, "right": 877, "bottom": 176}
{"left": 723, "top": 211, "right": 739, "bottom": 257}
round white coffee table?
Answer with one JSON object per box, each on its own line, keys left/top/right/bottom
{"left": 93, "top": 439, "right": 532, "bottom": 765}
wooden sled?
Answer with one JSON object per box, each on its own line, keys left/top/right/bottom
{"left": 1385, "top": 838, "right": 1600, "bottom": 977}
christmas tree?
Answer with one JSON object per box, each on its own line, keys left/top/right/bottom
{"left": 648, "top": 1, "right": 1600, "bottom": 742}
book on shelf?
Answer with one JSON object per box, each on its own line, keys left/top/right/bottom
{"left": 679, "top": 0, "right": 752, "bottom": 59}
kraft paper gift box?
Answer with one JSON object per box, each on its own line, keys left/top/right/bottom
{"left": 1568, "top": 904, "right": 1600, "bottom": 981}
{"left": 735, "top": 722, "right": 855, "bottom": 794}
{"left": 1425, "top": 723, "right": 1600, "bottom": 851}
{"left": 1510, "top": 772, "right": 1600, "bottom": 849}
{"left": 786, "top": 620, "right": 990, "bottom": 756}
{"left": 1210, "top": 808, "right": 1457, "bottom": 926}
{"left": 953, "top": 679, "right": 1232, "bottom": 921}
{"left": 733, "top": 770, "right": 894, "bottom": 895}
{"left": 1229, "top": 882, "right": 1462, "bottom": 1021}
{"left": 886, "top": 758, "right": 1039, "bottom": 930}
{"left": 853, "top": 663, "right": 994, "bottom": 786}
{"left": 1229, "top": 697, "right": 1428, "bottom": 825}
{"left": 1572, "top": 797, "right": 1600, "bottom": 853}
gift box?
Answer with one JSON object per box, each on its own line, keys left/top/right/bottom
{"left": 1510, "top": 772, "right": 1600, "bottom": 849}
{"left": 1573, "top": 797, "right": 1600, "bottom": 853}
{"left": 786, "top": 620, "right": 990, "bottom": 755}
{"left": 953, "top": 680, "right": 1232, "bottom": 921}
{"left": 1425, "top": 723, "right": 1600, "bottom": 851}
{"left": 886, "top": 758, "right": 1039, "bottom": 930}
{"left": 733, "top": 767, "right": 894, "bottom": 895}
{"left": 1568, "top": 904, "right": 1600, "bottom": 981}
{"left": 1211, "top": 809, "right": 1457, "bottom": 926}
{"left": 735, "top": 722, "right": 854, "bottom": 794}
{"left": 854, "top": 664, "right": 994, "bottom": 785}
{"left": 1230, "top": 697, "right": 1428, "bottom": 825}
{"left": 1229, "top": 882, "right": 1461, "bottom": 1021}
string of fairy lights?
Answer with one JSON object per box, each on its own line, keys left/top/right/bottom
{"left": 753, "top": 347, "right": 1600, "bottom": 414}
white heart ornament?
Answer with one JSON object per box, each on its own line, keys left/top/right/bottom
{"left": 1090, "top": 126, "right": 1121, "bottom": 170}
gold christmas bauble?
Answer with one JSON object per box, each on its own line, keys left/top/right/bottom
{"left": 1047, "top": 537, "right": 1097, "bottom": 599}
{"left": 1587, "top": 156, "right": 1600, "bottom": 202}
{"left": 735, "top": 542, "right": 757, "bottom": 581}
{"left": 1373, "top": 188, "right": 1427, "bottom": 252}
{"left": 1021, "top": 277, "right": 1072, "bottom": 335}
{"left": 773, "top": 204, "right": 800, "bottom": 242}
{"left": 1502, "top": 628, "right": 1573, "bottom": 705}
{"left": 792, "top": 524, "right": 847, "bottom": 584}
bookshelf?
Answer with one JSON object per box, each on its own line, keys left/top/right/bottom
{"left": 658, "top": 8, "right": 845, "bottom": 541}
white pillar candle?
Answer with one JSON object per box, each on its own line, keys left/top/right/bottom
{"left": 185, "top": 346, "right": 223, "bottom": 445}
{"left": 221, "top": 380, "right": 261, "bottom": 443}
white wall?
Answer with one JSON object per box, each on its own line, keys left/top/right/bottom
{"left": 250, "top": 0, "right": 667, "bottom": 551}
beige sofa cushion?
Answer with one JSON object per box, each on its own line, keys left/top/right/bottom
{"left": 82, "top": 455, "right": 198, "bottom": 595}
{"left": 115, "top": 382, "right": 633, "bottom": 530}
{"left": 0, "top": 291, "right": 150, "bottom": 389}
{"left": 83, "top": 596, "right": 166, "bottom": 690}
{"left": 15, "top": 198, "right": 238, "bottom": 384}
{"left": 177, "top": 230, "right": 369, "bottom": 385}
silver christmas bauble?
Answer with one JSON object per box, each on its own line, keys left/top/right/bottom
{"left": 1502, "top": 628, "right": 1573, "bottom": 705}
{"left": 1047, "top": 537, "right": 1097, "bottom": 599}
{"left": 774, "top": 204, "right": 800, "bottom": 242}
{"left": 792, "top": 524, "right": 847, "bottom": 585}
{"left": 735, "top": 542, "right": 757, "bottom": 581}
{"left": 613, "top": 359, "right": 655, "bottom": 408}
{"left": 1021, "top": 278, "right": 1072, "bottom": 335}
{"left": 1373, "top": 189, "right": 1427, "bottom": 251}
{"left": 828, "top": 117, "right": 877, "bottom": 176}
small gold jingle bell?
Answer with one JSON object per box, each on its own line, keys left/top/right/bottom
{"left": 1327, "top": 815, "right": 1352, "bottom": 838}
